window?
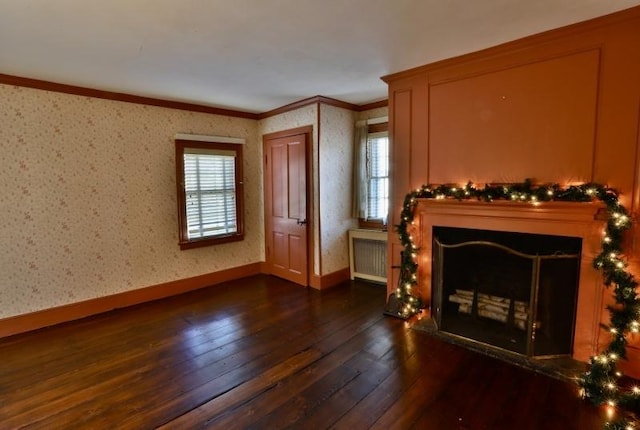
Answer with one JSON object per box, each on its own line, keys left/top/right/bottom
{"left": 366, "top": 129, "right": 389, "bottom": 222}
{"left": 175, "top": 139, "right": 244, "bottom": 249}
{"left": 355, "top": 121, "right": 389, "bottom": 229}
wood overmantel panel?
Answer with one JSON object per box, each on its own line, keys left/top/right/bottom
{"left": 384, "top": 6, "right": 640, "bottom": 225}
{"left": 428, "top": 49, "right": 600, "bottom": 185}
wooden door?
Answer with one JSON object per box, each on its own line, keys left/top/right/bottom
{"left": 264, "top": 130, "right": 309, "bottom": 286}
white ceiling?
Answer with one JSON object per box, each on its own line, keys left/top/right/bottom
{"left": 1, "top": 0, "right": 639, "bottom": 113}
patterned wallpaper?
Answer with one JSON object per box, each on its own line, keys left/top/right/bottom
{"left": 357, "top": 106, "right": 388, "bottom": 122}
{"left": 0, "top": 84, "right": 263, "bottom": 319}
{"left": 319, "top": 104, "right": 358, "bottom": 274}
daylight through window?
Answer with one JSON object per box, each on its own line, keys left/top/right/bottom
{"left": 176, "top": 140, "right": 244, "bottom": 249}
{"left": 366, "top": 131, "right": 389, "bottom": 222}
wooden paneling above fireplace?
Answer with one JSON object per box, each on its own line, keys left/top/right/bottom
{"left": 383, "top": 6, "right": 640, "bottom": 376}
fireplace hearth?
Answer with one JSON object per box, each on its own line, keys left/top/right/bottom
{"left": 432, "top": 227, "right": 582, "bottom": 357}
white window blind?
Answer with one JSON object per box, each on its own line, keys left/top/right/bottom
{"left": 183, "top": 148, "right": 237, "bottom": 239}
{"left": 366, "top": 132, "right": 389, "bottom": 221}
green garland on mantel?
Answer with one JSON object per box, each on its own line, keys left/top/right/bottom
{"left": 395, "top": 179, "right": 640, "bottom": 427}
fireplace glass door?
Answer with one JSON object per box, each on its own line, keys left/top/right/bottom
{"left": 432, "top": 227, "right": 581, "bottom": 357}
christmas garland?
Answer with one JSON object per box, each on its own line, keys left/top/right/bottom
{"left": 395, "top": 179, "right": 639, "bottom": 427}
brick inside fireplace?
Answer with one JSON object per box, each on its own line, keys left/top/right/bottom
{"left": 404, "top": 199, "right": 608, "bottom": 365}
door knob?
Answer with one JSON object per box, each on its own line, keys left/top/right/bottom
{"left": 296, "top": 219, "right": 307, "bottom": 225}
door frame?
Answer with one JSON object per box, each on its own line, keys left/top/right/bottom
{"left": 262, "top": 125, "right": 314, "bottom": 286}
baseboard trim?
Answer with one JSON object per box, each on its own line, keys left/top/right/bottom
{"left": 309, "top": 267, "right": 350, "bottom": 290}
{"left": 0, "top": 262, "right": 262, "bottom": 338}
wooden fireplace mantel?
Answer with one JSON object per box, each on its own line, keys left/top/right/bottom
{"left": 414, "top": 198, "right": 606, "bottom": 225}
{"left": 408, "top": 198, "right": 607, "bottom": 363}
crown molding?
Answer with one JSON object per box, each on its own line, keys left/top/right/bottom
{"left": 257, "top": 95, "right": 358, "bottom": 119}
{"left": 0, "top": 73, "right": 260, "bottom": 119}
{"left": 1, "top": 73, "right": 388, "bottom": 119}
{"left": 356, "top": 99, "right": 388, "bottom": 112}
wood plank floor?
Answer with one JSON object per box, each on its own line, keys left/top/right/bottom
{"left": 0, "top": 275, "right": 609, "bottom": 429}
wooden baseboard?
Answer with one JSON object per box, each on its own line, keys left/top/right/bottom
{"left": 309, "top": 267, "right": 350, "bottom": 290}
{"left": 259, "top": 261, "right": 270, "bottom": 274}
{"left": 0, "top": 263, "right": 262, "bottom": 339}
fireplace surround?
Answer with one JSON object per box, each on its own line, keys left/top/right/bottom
{"left": 404, "top": 199, "right": 608, "bottom": 364}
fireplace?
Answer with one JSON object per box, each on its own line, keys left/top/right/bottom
{"left": 432, "top": 227, "right": 582, "bottom": 357}
{"left": 398, "top": 199, "right": 610, "bottom": 366}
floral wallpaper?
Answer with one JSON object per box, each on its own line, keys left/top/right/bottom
{"left": 0, "top": 84, "right": 262, "bottom": 319}
{"left": 319, "top": 104, "right": 358, "bottom": 275}
{"left": 357, "top": 106, "right": 388, "bottom": 122}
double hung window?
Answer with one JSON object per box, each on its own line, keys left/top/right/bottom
{"left": 365, "top": 130, "right": 389, "bottom": 223}
{"left": 354, "top": 120, "right": 389, "bottom": 229}
{"left": 175, "top": 139, "right": 244, "bottom": 249}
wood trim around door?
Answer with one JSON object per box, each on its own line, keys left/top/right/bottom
{"left": 262, "top": 126, "right": 314, "bottom": 286}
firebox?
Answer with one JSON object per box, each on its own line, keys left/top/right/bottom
{"left": 432, "top": 227, "right": 582, "bottom": 357}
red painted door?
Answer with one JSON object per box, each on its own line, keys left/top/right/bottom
{"left": 264, "top": 132, "right": 308, "bottom": 286}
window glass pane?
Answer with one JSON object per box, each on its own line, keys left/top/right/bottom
{"left": 366, "top": 135, "right": 389, "bottom": 221}
{"left": 183, "top": 152, "right": 237, "bottom": 239}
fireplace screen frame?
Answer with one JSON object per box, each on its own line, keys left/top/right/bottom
{"left": 432, "top": 236, "right": 581, "bottom": 358}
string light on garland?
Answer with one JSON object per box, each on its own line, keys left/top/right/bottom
{"left": 394, "top": 179, "right": 640, "bottom": 427}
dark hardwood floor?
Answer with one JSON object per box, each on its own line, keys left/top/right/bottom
{"left": 0, "top": 275, "right": 609, "bottom": 429}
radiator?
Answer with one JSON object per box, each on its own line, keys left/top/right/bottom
{"left": 348, "top": 229, "right": 387, "bottom": 283}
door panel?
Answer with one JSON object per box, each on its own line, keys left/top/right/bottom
{"left": 264, "top": 132, "right": 309, "bottom": 286}
{"left": 272, "top": 231, "right": 287, "bottom": 270}
{"left": 271, "top": 143, "right": 287, "bottom": 218}
{"left": 288, "top": 234, "right": 305, "bottom": 276}
{"left": 288, "top": 141, "right": 306, "bottom": 221}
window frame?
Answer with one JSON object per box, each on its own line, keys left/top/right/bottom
{"left": 359, "top": 122, "right": 389, "bottom": 230}
{"left": 175, "top": 139, "right": 244, "bottom": 250}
